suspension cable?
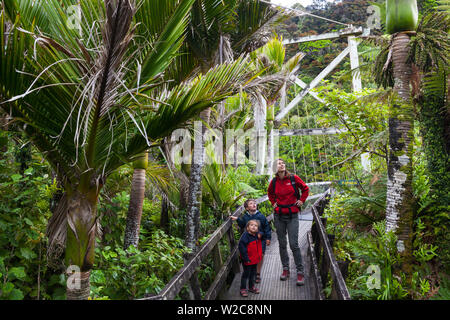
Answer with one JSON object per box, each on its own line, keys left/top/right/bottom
{"left": 315, "top": 116, "right": 325, "bottom": 180}
{"left": 304, "top": 102, "right": 318, "bottom": 185}
{"left": 286, "top": 110, "right": 297, "bottom": 175}
{"left": 297, "top": 100, "right": 308, "bottom": 181}
{"left": 320, "top": 116, "right": 331, "bottom": 180}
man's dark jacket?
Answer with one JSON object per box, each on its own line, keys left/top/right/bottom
{"left": 236, "top": 210, "right": 272, "bottom": 241}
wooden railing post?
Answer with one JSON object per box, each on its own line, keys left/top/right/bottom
{"left": 211, "top": 242, "right": 227, "bottom": 299}
{"left": 212, "top": 243, "right": 223, "bottom": 274}
{"left": 338, "top": 260, "right": 350, "bottom": 280}
{"left": 311, "top": 221, "right": 321, "bottom": 264}
{"left": 327, "top": 234, "right": 337, "bottom": 299}
{"left": 319, "top": 219, "right": 329, "bottom": 289}
{"left": 189, "top": 271, "right": 202, "bottom": 300}
{"left": 307, "top": 231, "right": 325, "bottom": 300}
{"left": 310, "top": 190, "right": 351, "bottom": 300}
{"left": 226, "top": 226, "right": 241, "bottom": 274}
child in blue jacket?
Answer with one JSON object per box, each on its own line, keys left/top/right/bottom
{"left": 238, "top": 219, "right": 263, "bottom": 297}
{"left": 231, "top": 199, "right": 271, "bottom": 283}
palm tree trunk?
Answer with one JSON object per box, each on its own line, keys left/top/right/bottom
{"left": 254, "top": 93, "right": 267, "bottom": 175}
{"left": 124, "top": 152, "right": 148, "bottom": 250}
{"left": 185, "top": 116, "right": 206, "bottom": 252}
{"left": 65, "top": 190, "right": 98, "bottom": 300}
{"left": 385, "top": 32, "right": 415, "bottom": 275}
{"left": 160, "top": 197, "right": 169, "bottom": 234}
{"left": 179, "top": 172, "right": 189, "bottom": 208}
{"left": 266, "top": 103, "right": 275, "bottom": 176}
{"left": 66, "top": 270, "right": 91, "bottom": 300}
{"left": 184, "top": 111, "right": 208, "bottom": 300}
{"left": 162, "top": 138, "right": 189, "bottom": 209}
{"left": 0, "top": 112, "right": 8, "bottom": 155}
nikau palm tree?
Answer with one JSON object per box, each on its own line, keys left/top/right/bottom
{"left": 383, "top": 0, "right": 418, "bottom": 275}
{"left": 373, "top": 1, "right": 449, "bottom": 277}
{"left": 1, "top": 0, "right": 256, "bottom": 299}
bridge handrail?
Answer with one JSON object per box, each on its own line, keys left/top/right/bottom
{"left": 307, "top": 188, "right": 351, "bottom": 300}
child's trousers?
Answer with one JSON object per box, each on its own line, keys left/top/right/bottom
{"left": 240, "top": 264, "right": 257, "bottom": 289}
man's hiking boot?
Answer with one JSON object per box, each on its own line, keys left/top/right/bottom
{"left": 296, "top": 273, "right": 305, "bottom": 286}
{"left": 280, "top": 269, "right": 289, "bottom": 281}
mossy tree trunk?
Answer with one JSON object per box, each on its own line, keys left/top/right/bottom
{"left": 385, "top": 32, "right": 415, "bottom": 277}
{"left": 384, "top": 0, "right": 419, "bottom": 279}
{"left": 184, "top": 110, "right": 209, "bottom": 300}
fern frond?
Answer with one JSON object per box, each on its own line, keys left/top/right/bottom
{"left": 421, "top": 66, "right": 448, "bottom": 102}
{"left": 408, "top": 11, "right": 450, "bottom": 73}
{"left": 436, "top": 0, "right": 450, "bottom": 12}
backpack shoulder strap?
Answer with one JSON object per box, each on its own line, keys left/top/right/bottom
{"left": 290, "top": 175, "right": 300, "bottom": 200}
{"left": 271, "top": 177, "right": 277, "bottom": 197}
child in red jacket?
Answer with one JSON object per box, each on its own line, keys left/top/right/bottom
{"left": 238, "top": 219, "right": 263, "bottom": 297}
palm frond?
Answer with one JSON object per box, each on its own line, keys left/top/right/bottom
{"left": 247, "top": 37, "right": 304, "bottom": 104}
{"left": 1, "top": 1, "right": 201, "bottom": 186}
{"left": 84, "top": 0, "right": 137, "bottom": 169}
{"left": 231, "top": 0, "right": 280, "bottom": 54}
{"left": 145, "top": 160, "right": 173, "bottom": 193}
{"left": 1, "top": 8, "right": 79, "bottom": 183}
{"left": 133, "top": 0, "right": 195, "bottom": 84}
{"left": 187, "top": 0, "right": 238, "bottom": 67}
{"left": 373, "top": 37, "right": 395, "bottom": 89}
{"left": 106, "top": 56, "right": 256, "bottom": 173}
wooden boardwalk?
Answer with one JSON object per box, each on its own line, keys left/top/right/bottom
{"left": 224, "top": 211, "right": 314, "bottom": 300}
{"left": 142, "top": 191, "right": 350, "bottom": 301}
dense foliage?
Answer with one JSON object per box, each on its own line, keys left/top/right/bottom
{"left": 0, "top": 0, "right": 448, "bottom": 300}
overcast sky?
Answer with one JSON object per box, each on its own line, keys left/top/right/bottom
{"left": 271, "top": 0, "right": 336, "bottom": 8}
{"left": 270, "top": 0, "right": 315, "bottom": 7}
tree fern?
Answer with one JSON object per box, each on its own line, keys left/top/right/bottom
{"left": 408, "top": 11, "right": 450, "bottom": 73}
{"left": 436, "top": 0, "right": 450, "bottom": 12}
